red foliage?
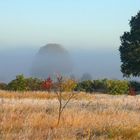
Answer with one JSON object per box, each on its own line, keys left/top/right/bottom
{"left": 129, "top": 87, "right": 136, "bottom": 96}
{"left": 42, "top": 77, "right": 53, "bottom": 91}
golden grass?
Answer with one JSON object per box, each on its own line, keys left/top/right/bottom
{"left": 0, "top": 90, "right": 95, "bottom": 100}
{"left": 1, "top": 91, "right": 140, "bottom": 139}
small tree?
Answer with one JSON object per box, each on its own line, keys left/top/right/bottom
{"left": 42, "top": 75, "right": 77, "bottom": 126}
{"left": 54, "top": 75, "right": 77, "bottom": 126}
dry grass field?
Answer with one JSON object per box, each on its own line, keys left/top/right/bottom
{"left": 1, "top": 90, "right": 140, "bottom": 140}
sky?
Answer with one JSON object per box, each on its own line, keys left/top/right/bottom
{"left": 0, "top": 0, "right": 140, "bottom": 50}
{"left": 0, "top": 0, "right": 140, "bottom": 82}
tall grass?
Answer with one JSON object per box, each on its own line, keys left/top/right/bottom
{"left": 0, "top": 91, "right": 140, "bottom": 139}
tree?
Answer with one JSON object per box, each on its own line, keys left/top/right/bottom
{"left": 42, "top": 75, "right": 77, "bottom": 126}
{"left": 25, "top": 77, "right": 42, "bottom": 91}
{"left": 119, "top": 11, "right": 140, "bottom": 77}
{"left": 54, "top": 75, "right": 76, "bottom": 126}
{"left": 7, "top": 75, "right": 27, "bottom": 91}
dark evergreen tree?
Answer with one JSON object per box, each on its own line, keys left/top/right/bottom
{"left": 119, "top": 11, "right": 140, "bottom": 77}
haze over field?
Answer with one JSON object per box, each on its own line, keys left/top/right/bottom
{"left": 0, "top": 0, "right": 140, "bottom": 82}
{"left": 0, "top": 46, "right": 122, "bottom": 82}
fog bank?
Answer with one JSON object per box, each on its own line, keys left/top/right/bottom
{"left": 0, "top": 45, "right": 123, "bottom": 83}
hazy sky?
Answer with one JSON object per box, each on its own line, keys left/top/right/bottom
{"left": 0, "top": 0, "right": 140, "bottom": 50}
{"left": 0, "top": 1, "right": 140, "bottom": 82}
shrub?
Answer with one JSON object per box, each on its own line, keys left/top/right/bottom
{"left": 25, "top": 77, "right": 42, "bottom": 91}
{"left": 7, "top": 75, "right": 43, "bottom": 91}
{"left": 93, "top": 79, "right": 107, "bottom": 92}
{"left": 61, "top": 79, "right": 77, "bottom": 92}
{"left": 106, "top": 80, "right": 129, "bottom": 95}
{"left": 42, "top": 77, "right": 53, "bottom": 92}
{"left": 75, "top": 80, "right": 94, "bottom": 93}
{"left": 7, "top": 75, "right": 27, "bottom": 91}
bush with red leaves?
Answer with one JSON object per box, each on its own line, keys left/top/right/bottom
{"left": 42, "top": 77, "right": 53, "bottom": 92}
{"left": 129, "top": 87, "right": 136, "bottom": 96}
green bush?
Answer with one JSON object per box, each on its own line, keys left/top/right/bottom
{"left": 93, "top": 79, "right": 107, "bottom": 92}
{"left": 75, "top": 80, "right": 94, "bottom": 93}
{"left": 7, "top": 75, "right": 27, "bottom": 91}
{"left": 7, "top": 75, "right": 43, "bottom": 91}
{"left": 25, "top": 77, "right": 42, "bottom": 91}
{"left": 106, "top": 80, "right": 129, "bottom": 95}
{"left": 75, "top": 79, "right": 108, "bottom": 93}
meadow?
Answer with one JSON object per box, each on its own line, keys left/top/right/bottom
{"left": 1, "top": 90, "right": 140, "bottom": 140}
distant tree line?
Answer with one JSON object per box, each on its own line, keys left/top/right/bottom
{"left": 0, "top": 74, "right": 139, "bottom": 95}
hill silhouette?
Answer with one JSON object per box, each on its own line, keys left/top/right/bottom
{"left": 31, "top": 44, "right": 73, "bottom": 78}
